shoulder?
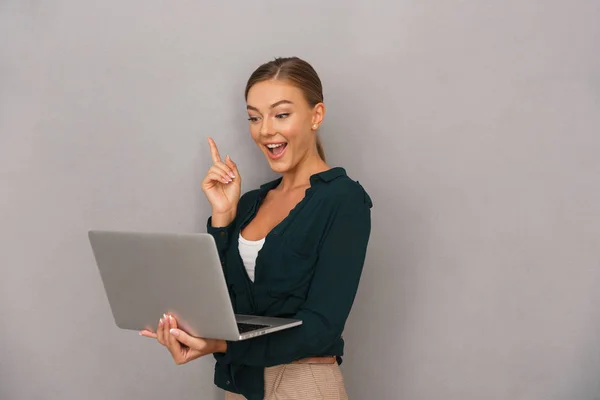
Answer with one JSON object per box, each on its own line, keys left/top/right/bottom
{"left": 317, "top": 170, "right": 373, "bottom": 210}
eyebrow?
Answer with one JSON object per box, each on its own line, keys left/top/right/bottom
{"left": 246, "top": 100, "right": 293, "bottom": 112}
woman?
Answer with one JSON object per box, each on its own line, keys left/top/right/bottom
{"left": 140, "top": 57, "right": 372, "bottom": 400}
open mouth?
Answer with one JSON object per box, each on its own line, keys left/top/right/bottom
{"left": 265, "top": 143, "right": 288, "bottom": 159}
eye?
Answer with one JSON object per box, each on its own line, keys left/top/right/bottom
{"left": 247, "top": 116, "right": 260, "bottom": 123}
{"left": 275, "top": 113, "right": 290, "bottom": 119}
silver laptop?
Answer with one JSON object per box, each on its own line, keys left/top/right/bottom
{"left": 88, "top": 230, "right": 302, "bottom": 341}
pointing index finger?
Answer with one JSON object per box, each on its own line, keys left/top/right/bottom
{"left": 207, "top": 137, "right": 221, "bottom": 163}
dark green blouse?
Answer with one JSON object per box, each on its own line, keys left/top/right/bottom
{"left": 206, "top": 167, "right": 372, "bottom": 400}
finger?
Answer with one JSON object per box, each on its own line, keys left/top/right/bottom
{"left": 213, "top": 161, "right": 235, "bottom": 179}
{"left": 225, "top": 156, "right": 240, "bottom": 180}
{"left": 165, "top": 316, "right": 186, "bottom": 365}
{"left": 156, "top": 317, "right": 165, "bottom": 345}
{"left": 169, "top": 328, "right": 207, "bottom": 353}
{"left": 162, "top": 314, "right": 170, "bottom": 343}
{"left": 166, "top": 315, "right": 180, "bottom": 350}
{"left": 139, "top": 330, "right": 158, "bottom": 339}
{"left": 210, "top": 164, "right": 233, "bottom": 182}
{"left": 206, "top": 171, "right": 232, "bottom": 185}
{"left": 207, "top": 137, "right": 221, "bottom": 164}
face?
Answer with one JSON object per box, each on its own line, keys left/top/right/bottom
{"left": 246, "top": 79, "right": 324, "bottom": 173}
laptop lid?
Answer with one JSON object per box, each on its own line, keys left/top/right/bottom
{"left": 88, "top": 230, "right": 242, "bottom": 341}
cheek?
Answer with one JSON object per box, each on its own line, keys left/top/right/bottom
{"left": 277, "top": 119, "right": 307, "bottom": 142}
{"left": 249, "top": 125, "right": 260, "bottom": 142}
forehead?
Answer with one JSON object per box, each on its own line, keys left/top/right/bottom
{"left": 246, "top": 80, "right": 306, "bottom": 108}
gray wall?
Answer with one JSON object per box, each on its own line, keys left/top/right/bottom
{"left": 1, "top": 1, "right": 599, "bottom": 399}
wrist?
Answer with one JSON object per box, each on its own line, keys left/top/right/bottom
{"left": 211, "top": 210, "right": 236, "bottom": 227}
{"left": 214, "top": 339, "right": 228, "bottom": 354}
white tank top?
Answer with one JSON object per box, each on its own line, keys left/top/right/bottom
{"left": 238, "top": 233, "right": 265, "bottom": 282}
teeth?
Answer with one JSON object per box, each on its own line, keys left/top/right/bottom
{"left": 266, "top": 143, "right": 285, "bottom": 149}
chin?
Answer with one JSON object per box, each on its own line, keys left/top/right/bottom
{"left": 267, "top": 159, "right": 292, "bottom": 174}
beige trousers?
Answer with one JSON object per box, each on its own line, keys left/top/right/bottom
{"left": 225, "top": 363, "right": 348, "bottom": 400}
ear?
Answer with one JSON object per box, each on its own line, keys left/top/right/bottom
{"left": 311, "top": 102, "right": 326, "bottom": 129}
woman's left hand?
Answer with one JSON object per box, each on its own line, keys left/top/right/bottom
{"left": 139, "top": 314, "right": 227, "bottom": 365}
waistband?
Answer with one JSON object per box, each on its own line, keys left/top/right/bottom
{"left": 292, "top": 356, "right": 337, "bottom": 364}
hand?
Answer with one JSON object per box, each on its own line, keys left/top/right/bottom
{"left": 140, "top": 314, "right": 227, "bottom": 365}
{"left": 201, "top": 137, "right": 241, "bottom": 216}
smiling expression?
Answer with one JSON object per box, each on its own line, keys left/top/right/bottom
{"left": 246, "top": 79, "right": 324, "bottom": 173}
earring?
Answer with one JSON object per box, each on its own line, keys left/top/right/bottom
{"left": 312, "top": 124, "right": 318, "bottom": 130}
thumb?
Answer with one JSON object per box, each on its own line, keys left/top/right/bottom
{"left": 170, "top": 328, "right": 205, "bottom": 350}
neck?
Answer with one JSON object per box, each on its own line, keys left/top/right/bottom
{"left": 278, "top": 152, "right": 329, "bottom": 192}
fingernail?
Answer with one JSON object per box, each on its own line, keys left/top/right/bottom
{"left": 159, "top": 318, "right": 163, "bottom": 325}
{"left": 229, "top": 172, "right": 235, "bottom": 178}
{"left": 170, "top": 329, "right": 179, "bottom": 336}
{"left": 169, "top": 315, "right": 173, "bottom": 322}
{"left": 163, "top": 313, "right": 167, "bottom": 319}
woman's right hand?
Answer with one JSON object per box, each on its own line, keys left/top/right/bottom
{"left": 201, "top": 137, "right": 241, "bottom": 218}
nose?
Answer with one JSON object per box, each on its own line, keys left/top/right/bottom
{"left": 259, "top": 118, "right": 274, "bottom": 138}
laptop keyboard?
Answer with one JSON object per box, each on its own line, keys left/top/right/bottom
{"left": 237, "top": 322, "right": 270, "bottom": 334}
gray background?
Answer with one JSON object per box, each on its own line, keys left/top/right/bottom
{"left": 1, "top": 1, "right": 599, "bottom": 399}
